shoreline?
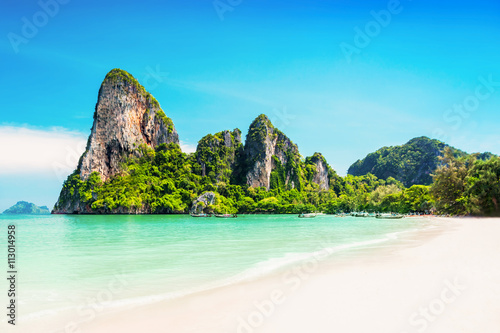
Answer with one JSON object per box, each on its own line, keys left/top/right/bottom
{"left": 80, "top": 217, "right": 500, "bottom": 333}
{"left": 9, "top": 217, "right": 500, "bottom": 333}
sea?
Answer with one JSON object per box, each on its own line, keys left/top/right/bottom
{"left": 0, "top": 214, "right": 438, "bottom": 328}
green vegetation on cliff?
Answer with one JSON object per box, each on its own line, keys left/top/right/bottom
{"left": 56, "top": 141, "right": 340, "bottom": 214}
{"left": 56, "top": 135, "right": 499, "bottom": 216}
{"left": 56, "top": 142, "right": 437, "bottom": 215}
{"left": 195, "top": 129, "right": 243, "bottom": 184}
{"left": 105, "top": 68, "right": 150, "bottom": 100}
{"left": 54, "top": 69, "right": 499, "bottom": 216}
{"left": 244, "top": 114, "right": 305, "bottom": 191}
{"left": 348, "top": 137, "right": 463, "bottom": 187}
{"left": 104, "top": 68, "right": 174, "bottom": 134}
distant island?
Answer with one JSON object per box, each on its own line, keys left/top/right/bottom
{"left": 52, "top": 69, "right": 500, "bottom": 216}
{"left": 3, "top": 201, "right": 50, "bottom": 215}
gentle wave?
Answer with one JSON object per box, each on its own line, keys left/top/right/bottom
{"left": 20, "top": 228, "right": 419, "bottom": 323}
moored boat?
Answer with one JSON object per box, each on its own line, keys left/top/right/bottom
{"left": 190, "top": 213, "right": 212, "bottom": 217}
{"left": 354, "top": 212, "right": 370, "bottom": 217}
{"left": 375, "top": 213, "right": 404, "bottom": 219}
{"left": 214, "top": 213, "right": 238, "bottom": 218}
{"left": 298, "top": 213, "right": 317, "bottom": 218}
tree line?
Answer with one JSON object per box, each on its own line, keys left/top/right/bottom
{"left": 58, "top": 143, "right": 500, "bottom": 216}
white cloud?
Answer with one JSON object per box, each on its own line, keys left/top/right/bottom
{"left": 0, "top": 126, "right": 87, "bottom": 181}
{"left": 0, "top": 127, "right": 201, "bottom": 181}
{"left": 180, "top": 140, "right": 197, "bottom": 154}
{"left": 447, "top": 133, "right": 500, "bottom": 155}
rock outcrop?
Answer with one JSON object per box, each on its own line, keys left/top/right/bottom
{"left": 190, "top": 192, "right": 216, "bottom": 214}
{"left": 306, "top": 153, "right": 330, "bottom": 190}
{"left": 53, "top": 69, "right": 179, "bottom": 214}
{"left": 195, "top": 129, "right": 243, "bottom": 181}
{"left": 52, "top": 182, "right": 93, "bottom": 214}
{"left": 79, "top": 69, "right": 179, "bottom": 181}
{"left": 243, "top": 114, "right": 301, "bottom": 190}
{"left": 51, "top": 70, "right": 347, "bottom": 214}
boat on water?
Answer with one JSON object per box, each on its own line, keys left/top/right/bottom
{"left": 298, "top": 213, "right": 317, "bottom": 218}
{"left": 354, "top": 212, "right": 370, "bottom": 217}
{"left": 375, "top": 213, "right": 404, "bottom": 219}
{"left": 190, "top": 213, "right": 212, "bottom": 217}
{"left": 214, "top": 213, "right": 238, "bottom": 218}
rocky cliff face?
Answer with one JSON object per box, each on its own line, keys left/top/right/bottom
{"left": 53, "top": 69, "right": 179, "bottom": 214}
{"left": 196, "top": 129, "right": 242, "bottom": 181}
{"left": 51, "top": 72, "right": 344, "bottom": 214}
{"left": 189, "top": 192, "right": 216, "bottom": 214}
{"left": 306, "top": 153, "right": 330, "bottom": 191}
{"left": 243, "top": 114, "right": 301, "bottom": 190}
{"left": 79, "top": 69, "right": 179, "bottom": 181}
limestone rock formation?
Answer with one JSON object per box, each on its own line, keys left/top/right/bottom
{"left": 243, "top": 114, "right": 301, "bottom": 190}
{"left": 53, "top": 69, "right": 179, "bottom": 214}
{"left": 190, "top": 192, "right": 216, "bottom": 214}
{"left": 79, "top": 69, "right": 179, "bottom": 181}
{"left": 305, "top": 153, "right": 330, "bottom": 191}
{"left": 195, "top": 129, "right": 243, "bottom": 181}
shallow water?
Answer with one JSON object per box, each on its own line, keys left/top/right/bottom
{"left": 0, "top": 214, "right": 436, "bottom": 322}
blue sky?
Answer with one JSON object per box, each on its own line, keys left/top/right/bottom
{"left": 1, "top": 0, "right": 500, "bottom": 211}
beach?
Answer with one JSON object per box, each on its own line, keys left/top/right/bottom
{"left": 4, "top": 216, "right": 500, "bottom": 333}
{"left": 67, "top": 217, "right": 500, "bottom": 333}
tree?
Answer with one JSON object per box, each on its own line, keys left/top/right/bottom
{"left": 403, "top": 185, "right": 432, "bottom": 213}
{"left": 431, "top": 147, "right": 473, "bottom": 215}
{"left": 465, "top": 157, "right": 500, "bottom": 216}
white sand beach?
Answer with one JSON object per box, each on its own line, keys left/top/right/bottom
{"left": 74, "top": 217, "right": 500, "bottom": 333}
{"left": 15, "top": 217, "right": 500, "bottom": 333}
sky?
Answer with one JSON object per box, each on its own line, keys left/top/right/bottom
{"left": 1, "top": 0, "right": 500, "bottom": 211}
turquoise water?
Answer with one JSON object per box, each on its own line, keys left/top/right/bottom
{"left": 0, "top": 214, "right": 436, "bottom": 323}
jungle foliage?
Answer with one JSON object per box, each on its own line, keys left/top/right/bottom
{"left": 57, "top": 129, "right": 498, "bottom": 215}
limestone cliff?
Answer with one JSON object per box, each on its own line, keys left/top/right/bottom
{"left": 53, "top": 69, "right": 179, "bottom": 214}
{"left": 243, "top": 115, "right": 302, "bottom": 190}
{"left": 195, "top": 129, "right": 243, "bottom": 182}
{"left": 305, "top": 153, "right": 330, "bottom": 191}
{"left": 189, "top": 192, "right": 216, "bottom": 214}
{"left": 79, "top": 69, "right": 178, "bottom": 181}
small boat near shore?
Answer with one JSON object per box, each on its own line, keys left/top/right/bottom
{"left": 375, "top": 213, "right": 404, "bottom": 219}
{"left": 353, "top": 212, "right": 370, "bottom": 217}
{"left": 298, "top": 213, "right": 317, "bottom": 218}
{"left": 214, "top": 213, "right": 238, "bottom": 218}
{"left": 190, "top": 213, "right": 212, "bottom": 217}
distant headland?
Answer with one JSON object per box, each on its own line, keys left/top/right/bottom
{"left": 3, "top": 201, "right": 50, "bottom": 215}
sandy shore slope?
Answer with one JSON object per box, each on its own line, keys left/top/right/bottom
{"left": 15, "top": 218, "right": 500, "bottom": 333}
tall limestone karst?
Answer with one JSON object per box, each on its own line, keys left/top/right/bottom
{"left": 304, "top": 152, "right": 331, "bottom": 191}
{"left": 79, "top": 69, "right": 179, "bottom": 181}
{"left": 195, "top": 129, "right": 243, "bottom": 183}
{"left": 52, "top": 74, "right": 343, "bottom": 215}
{"left": 242, "top": 114, "right": 304, "bottom": 190}
{"left": 53, "top": 69, "right": 179, "bottom": 213}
